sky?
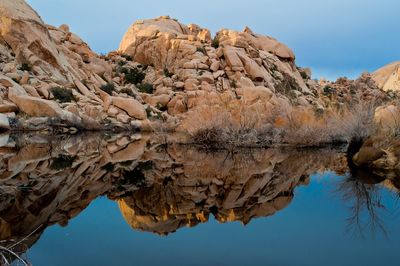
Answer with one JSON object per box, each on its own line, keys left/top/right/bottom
{"left": 27, "top": 0, "right": 400, "bottom": 80}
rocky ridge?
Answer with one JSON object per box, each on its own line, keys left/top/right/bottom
{"left": 0, "top": 0, "right": 398, "bottom": 136}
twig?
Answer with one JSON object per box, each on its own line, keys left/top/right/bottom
{"left": 8, "top": 225, "right": 43, "bottom": 249}
{"left": 0, "top": 246, "right": 29, "bottom": 266}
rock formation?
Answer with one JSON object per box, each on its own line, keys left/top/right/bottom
{"left": 118, "top": 16, "right": 320, "bottom": 120}
{"left": 0, "top": 0, "right": 152, "bottom": 132}
{"left": 372, "top": 61, "right": 400, "bottom": 91}
{"left": 0, "top": 0, "right": 395, "bottom": 134}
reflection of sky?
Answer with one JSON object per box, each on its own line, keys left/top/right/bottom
{"left": 26, "top": 0, "right": 400, "bottom": 80}
{"left": 27, "top": 174, "right": 400, "bottom": 266}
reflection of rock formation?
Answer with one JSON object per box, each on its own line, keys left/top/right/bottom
{"left": 118, "top": 148, "right": 342, "bottom": 235}
{"left": 0, "top": 133, "right": 344, "bottom": 248}
{"left": 0, "top": 133, "right": 151, "bottom": 247}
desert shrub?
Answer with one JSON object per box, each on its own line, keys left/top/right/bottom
{"left": 100, "top": 83, "right": 115, "bottom": 95}
{"left": 196, "top": 47, "right": 206, "bottom": 54}
{"left": 119, "top": 88, "right": 135, "bottom": 97}
{"left": 50, "top": 87, "right": 74, "bottom": 103}
{"left": 122, "top": 67, "right": 146, "bottom": 84}
{"left": 183, "top": 99, "right": 376, "bottom": 148}
{"left": 101, "top": 163, "right": 115, "bottom": 172}
{"left": 211, "top": 37, "right": 220, "bottom": 48}
{"left": 275, "top": 73, "right": 300, "bottom": 95}
{"left": 323, "top": 85, "right": 336, "bottom": 95}
{"left": 156, "top": 102, "right": 167, "bottom": 112}
{"left": 163, "top": 68, "right": 173, "bottom": 78}
{"left": 8, "top": 117, "right": 20, "bottom": 128}
{"left": 19, "top": 63, "right": 31, "bottom": 72}
{"left": 192, "top": 127, "right": 224, "bottom": 149}
{"left": 137, "top": 83, "right": 154, "bottom": 94}
{"left": 121, "top": 54, "right": 133, "bottom": 61}
{"left": 145, "top": 106, "right": 153, "bottom": 118}
{"left": 50, "top": 155, "right": 75, "bottom": 170}
{"left": 137, "top": 64, "right": 148, "bottom": 70}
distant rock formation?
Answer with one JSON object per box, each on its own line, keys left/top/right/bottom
{"left": 372, "top": 61, "right": 400, "bottom": 91}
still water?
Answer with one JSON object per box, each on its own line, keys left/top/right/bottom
{"left": 0, "top": 133, "right": 399, "bottom": 266}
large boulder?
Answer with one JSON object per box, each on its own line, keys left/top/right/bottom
{"left": 216, "top": 27, "right": 295, "bottom": 61}
{"left": 375, "top": 105, "right": 399, "bottom": 129}
{"left": 111, "top": 97, "right": 147, "bottom": 120}
{"left": 0, "top": 0, "right": 74, "bottom": 83}
{"left": 119, "top": 16, "right": 192, "bottom": 68}
{"left": 372, "top": 61, "right": 400, "bottom": 91}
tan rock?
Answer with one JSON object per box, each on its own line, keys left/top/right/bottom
{"left": 184, "top": 79, "right": 199, "bottom": 91}
{"left": 111, "top": 97, "right": 147, "bottom": 120}
{"left": 0, "top": 103, "right": 18, "bottom": 113}
{"left": 168, "top": 95, "right": 187, "bottom": 115}
{"left": 223, "top": 47, "right": 243, "bottom": 69}
{"left": 20, "top": 71, "right": 29, "bottom": 85}
{"left": 372, "top": 62, "right": 400, "bottom": 91}
{"left": 375, "top": 105, "right": 399, "bottom": 129}
{"left": 210, "top": 61, "right": 220, "bottom": 72}
{"left": 22, "top": 85, "right": 40, "bottom": 98}
{"left": 117, "top": 113, "right": 131, "bottom": 123}
{"left": 0, "top": 114, "right": 10, "bottom": 129}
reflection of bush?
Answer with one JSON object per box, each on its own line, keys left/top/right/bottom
{"left": 50, "top": 155, "right": 75, "bottom": 170}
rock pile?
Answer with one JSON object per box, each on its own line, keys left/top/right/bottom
{"left": 0, "top": 0, "right": 151, "bottom": 131}
{"left": 118, "top": 16, "right": 323, "bottom": 120}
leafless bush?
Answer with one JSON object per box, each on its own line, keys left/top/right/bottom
{"left": 184, "top": 100, "right": 378, "bottom": 149}
{"left": 0, "top": 226, "right": 41, "bottom": 266}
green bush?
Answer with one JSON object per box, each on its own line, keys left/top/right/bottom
{"left": 212, "top": 37, "right": 220, "bottom": 49}
{"left": 163, "top": 68, "right": 173, "bottom": 78}
{"left": 124, "top": 67, "right": 146, "bottom": 84}
{"left": 19, "top": 63, "right": 31, "bottom": 72}
{"left": 100, "top": 83, "right": 115, "bottom": 95}
{"left": 196, "top": 47, "right": 206, "bottom": 54}
{"left": 121, "top": 54, "right": 133, "bottom": 61}
{"left": 50, "top": 87, "right": 74, "bottom": 103}
{"left": 50, "top": 155, "right": 75, "bottom": 170}
{"left": 137, "top": 83, "right": 154, "bottom": 94}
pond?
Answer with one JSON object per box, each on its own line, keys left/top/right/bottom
{"left": 0, "top": 133, "right": 399, "bottom": 266}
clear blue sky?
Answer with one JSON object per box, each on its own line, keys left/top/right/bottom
{"left": 27, "top": 0, "right": 400, "bottom": 80}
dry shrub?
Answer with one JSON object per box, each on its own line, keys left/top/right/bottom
{"left": 182, "top": 100, "right": 377, "bottom": 148}
{"left": 280, "top": 102, "right": 376, "bottom": 147}
{"left": 181, "top": 103, "right": 275, "bottom": 148}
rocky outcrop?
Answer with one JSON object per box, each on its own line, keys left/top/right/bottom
{"left": 0, "top": 0, "right": 152, "bottom": 132}
{"left": 118, "top": 16, "right": 317, "bottom": 121}
{"left": 372, "top": 62, "right": 400, "bottom": 91}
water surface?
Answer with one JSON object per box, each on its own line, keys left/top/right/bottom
{"left": 0, "top": 133, "right": 398, "bottom": 266}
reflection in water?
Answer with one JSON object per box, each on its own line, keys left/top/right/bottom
{"left": 337, "top": 137, "right": 400, "bottom": 237}
{"left": 0, "top": 133, "right": 398, "bottom": 263}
